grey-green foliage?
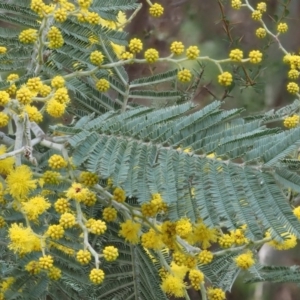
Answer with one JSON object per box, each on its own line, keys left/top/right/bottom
{"left": 57, "top": 100, "right": 300, "bottom": 235}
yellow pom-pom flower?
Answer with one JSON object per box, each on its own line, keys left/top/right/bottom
{"left": 103, "top": 246, "right": 119, "bottom": 261}
{"left": 141, "top": 228, "right": 163, "bottom": 250}
{"left": 198, "top": 250, "right": 214, "bottom": 264}
{"left": 186, "top": 45, "right": 200, "bottom": 59}
{"left": 102, "top": 207, "right": 117, "bottom": 222}
{"left": 16, "top": 86, "right": 32, "bottom": 105}
{"left": 90, "top": 220, "right": 107, "bottom": 235}
{"left": 25, "top": 261, "right": 41, "bottom": 275}
{"left": 293, "top": 206, "right": 300, "bottom": 220}
{"left": 89, "top": 268, "right": 105, "bottom": 284}
{"left": 288, "top": 69, "right": 299, "bottom": 80}
{"left": 170, "top": 41, "right": 184, "bottom": 55}
{"left": 231, "top": 0, "right": 242, "bottom": 9}
{"left": 144, "top": 48, "right": 159, "bottom": 63}
{"left": 6, "top": 165, "right": 37, "bottom": 199}
{"left": 283, "top": 115, "right": 300, "bottom": 128}
{"left": 86, "top": 12, "right": 100, "bottom": 25}
{"left": 22, "top": 196, "right": 51, "bottom": 221}
{"left": 189, "top": 269, "right": 204, "bottom": 290}
{"left": 113, "top": 187, "right": 126, "bottom": 203}
{"left": 46, "top": 224, "right": 65, "bottom": 240}
{"left": 256, "top": 27, "right": 267, "bottom": 38}
{"left": 59, "top": 212, "right": 76, "bottom": 228}
{"left": 121, "top": 51, "right": 134, "bottom": 60}
{"left": 42, "top": 171, "right": 61, "bottom": 185}
{"left": 76, "top": 249, "right": 91, "bottom": 264}
{"left": 229, "top": 49, "right": 243, "bottom": 62}
{"left": 54, "top": 88, "right": 70, "bottom": 104}
{"left": 48, "top": 154, "right": 68, "bottom": 169}
{"left": 176, "top": 218, "right": 192, "bottom": 238}
{"left": 78, "top": 0, "right": 93, "bottom": 9}
{"left": 119, "top": 219, "right": 141, "bottom": 244}
{"left": 218, "top": 233, "right": 234, "bottom": 248}
{"left": 19, "top": 29, "right": 38, "bottom": 44}
{"left": 149, "top": 3, "right": 164, "bottom": 18}
{"left": 54, "top": 8, "right": 68, "bottom": 22}
{"left": 96, "top": 78, "right": 110, "bottom": 92}
{"left": 79, "top": 171, "right": 99, "bottom": 186}
{"left": 235, "top": 251, "right": 255, "bottom": 270}
{"left": 39, "top": 84, "right": 52, "bottom": 97}
{"left": 66, "top": 182, "right": 89, "bottom": 202}
{"left": 177, "top": 69, "right": 192, "bottom": 83}
{"left": 249, "top": 50, "right": 263, "bottom": 64}
{"left": 51, "top": 76, "right": 65, "bottom": 89}
{"left": 54, "top": 198, "right": 70, "bottom": 214}
{"left": 46, "top": 99, "right": 66, "bottom": 117}
{"left": 207, "top": 287, "right": 226, "bottom": 300}
{"left": 0, "top": 91, "right": 10, "bottom": 106}
{"left": 90, "top": 50, "right": 104, "bottom": 65}
{"left": 0, "top": 112, "right": 9, "bottom": 128}
{"left": 257, "top": 2, "right": 267, "bottom": 12}
{"left": 287, "top": 82, "right": 300, "bottom": 94}
{"left": 7, "top": 73, "right": 19, "bottom": 82}
{"left": 48, "top": 266, "right": 61, "bottom": 280}
{"left": 27, "top": 77, "right": 42, "bottom": 93}
{"left": 161, "top": 274, "right": 185, "bottom": 298}
{"left": 39, "top": 255, "right": 54, "bottom": 270}
{"left": 277, "top": 22, "right": 288, "bottom": 33}
{"left": 129, "top": 38, "right": 143, "bottom": 54}
{"left": 218, "top": 72, "right": 233, "bottom": 86}
{"left": 252, "top": 10, "right": 262, "bottom": 21}
{"left": 24, "top": 105, "right": 43, "bottom": 123}
{"left": 47, "top": 26, "right": 64, "bottom": 49}
{"left": 0, "top": 46, "right": 7, "bottom": 54}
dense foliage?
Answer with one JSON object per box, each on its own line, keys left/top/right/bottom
{"left": 1, "top": 0, "right": 300, "bottom": 299}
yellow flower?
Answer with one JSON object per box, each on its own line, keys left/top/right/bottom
{"left": 96, "top": 78, "right": 110, "bottom": 92}
{"left": 121, "top": 51, "right": 134, "bottom": 60}
{"left": 54, "top": 198, "right": 70, "bottom": 214}
{"left": 234, "top": 251, "right": 255, "bottom": 269}
{"left": 252, "top": 10, "right": 262, "bottom": 21}
{"left": 144, "top": 48, "right": 159, "bottom": 63}
{"left": 90, "top": 50, "right": 104, "bottom": 65}
{"left": 161, "top": 274, "right": 185, "bottom": 298}
{"left": 48, "top": 154, "right": 68, "bottom": 169}
{"left": 277, "top": 22, "right": 288, "bottom": 33}
{"left": 79, "top": 171, "right": 99, "bottom": 186}
{"left": 141, "top": 228, "right": 163, "bottom": 250}
{"left": 207, "top": 287, "right": 226, "bottom": 300}
{"left": 46, "top": 99, "right": 66, "bottom": 117}
{"left": 177, "top": 69, "right": 192, "bottom": 83}
{"left": 149, "top": 3, "right": 164, "bottom": 18}
{"left": 7, "top": 73, "right": 19, "bottom": 82}
{"left": 48, "top": 266, "right": 61, "bottom": 280}
{"left": 287, "top": 82, "right": 299, "bottom": 94}
{"left": 39, "top": 255, "right": 54, "bottom": 269}
{"left": 25, "top": 105, "right": 43, "bottom": 123}
{"left": 231, "top": 0, "right": 242, "bottom": 9}
{"left": 46, "top": 224, "right": 65, "bottom": 240}
{"left": 186, "top": 45, "right": 200, "bottom": 59}
{"left": 170, "top": 41, "right": 185, "bottom": 55}
{"left": 113, "top": 187, "right": 126, "bottom": 203}
{"left": 218, "top": 233, "right": 234, "bottom": 248}
{"left": 59, "top": 212, "right": 76, "bottom": 228}
{"left": 283, "top": 115, "right": 299, "bottom": 128}
{"left": 249, "top": 50, "right": 263, "bottom": 64}
{"left": 54, "top": 87, "right": 70, "bottom": 104}
{"left": 51, "top": 76, "right": 65, "bottom": 89}
{"left": 78, "top": 0, "right": 93, "bottom": 9}
{"left": 0, "top": 91, "right": 10, "bottom": 106}
{"left": 76, "top": 249, "right": 91, "bottom": 264}
{"left": 66, "top": 182, "right": 89, "bottom": 202}
{"left": 86, "top": 12, "right": 101, "bottom": 25}
{"left": 103, "top": 246, "right": 119, "bottom": 261}
{"left": 54, "top": 8, "right": 68, "bottom": 22}
{"left": 119, "top": 219, "right": 141, "bottom": 244}
{"left": 293, "top": 206, "right": 300, "bottom": 220}
{"left": 198, "top": 250, "right": 214, "bottom": 264}
{"left": 8, "top": 223, "right": 41, "bottom": 254}
{"left": 229, "top": 49, "right": 243, "bottom": 62}
{"left": 25, "top": 261, "right": 41, "bottom": 275}
{"left": 89, "top": 268, "right": 105, "bottom": 284}
{"left": 257, "top": 2, "right": 267, "bottom": 13}
{"left": 102, "top": 207, "right": 117, "bottom": 222}
{"left": 16, "top": 86, "right": 32, "bottom": 105}
{"left": 6, "top": 165, "right": 37, "bottom": 199}
{"left": 22, "top": 196, "right": 51, "bottom": 221}
{"left": 90, "top": 219, "right": 107, "bottom": 235}
{"left": 189, "top": 269, "right": 204, "bottom": 290}
{"left": 39, "top": 84, "right": 52, "bottom": 97}
{"left": 176, "top": 218, "right": 192, "bottom": 238}
{"left": 267, "top": 232, "right": 297, "bottom": 250}
{"left": 27, "top": 77, "right": 42, "bottom": 92}
{"left": 0, "top": 112, "right": 9, "bottom": 128}
{"left": 256, "top": 27, "right": 267, "bottom": 38}
{"left": 218, "top": 72, "right": 233, "bottom": 86}
{"left": 0, "top": 47, "right": 7, "bottom": 54}
{"left": 47, "top": 26, "right": 64, "bottom": 49}
{"left": 19, "top": 29, "right": 38, "bottom": 44}
{"left": 0, "top": 145, "right": 15, "bottom": 175}
{"left": 129, "top": 38, "right": 143, "bottom": 54}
